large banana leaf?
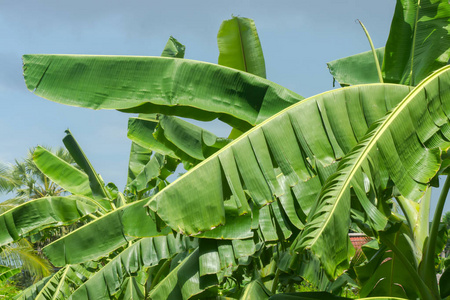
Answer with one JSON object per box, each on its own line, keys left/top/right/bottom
{"left": 42, "top": 199, "right": 171, "bottom": 267}
{"left": 70, "top": 235, "right": 196, "bottom": 299}
{"left": 292, "top": 65, "right": 450, "bottom": 280}
{"left": 23, "top": 55, "right": 303, "bottom": 131}
{"left": 217, "top": 16, "right": 266, "bottom": 78}
{"left": 383, "top": 0, "right": 450, "bottom": 85}
{"left": 0, "top": 195, "right": 99, "bottom": 246}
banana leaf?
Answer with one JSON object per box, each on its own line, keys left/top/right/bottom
{"left": 42, "top": 199, "right": 171, "bottom": 267}
{"left": 33, "top": 146, "right": 91, "bottom": 197}
{"left": 15, "top": 265, "right": 92, "bottom": 300}
{"left": 22, "top": 55, "right": 304, "bottom": 131}
{"left": 0, "top": 195, "right": 99, "bottom": 246}
{"left": 239, "top": 280, "right": 272, "bottom": 300}
{"left": 128, "top": 115, "right": 230, "bottom": 169}
{"left": 292, "top": 65, "right": 450, "bottom": 280}
{"left": 148, "top": 248, "right": 218, "bottom": 300}
{"left": 355, "top": 225, "right": 420, "bottom": 299}
{"left": 217, "top": 16, "right": 266, "bottom": 78}
{"left": 70, "top": 235, "right": 197, "bottom": 299}
{"left": 383, "top": 0, "right": 450, "bottom": 85}
{"left": 63, "top": 130, "right": 109, "bottom": 200}
{"left": 0, "top": 265, "right": 20, "bottom": 281}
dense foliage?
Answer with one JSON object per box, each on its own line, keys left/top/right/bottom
{"left": 1, "top": 1, "right": 450, "bottom": 299}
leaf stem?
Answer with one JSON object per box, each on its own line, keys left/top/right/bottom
{"left": 410, "top": 0, "right": 421, "bottom": 86}
{"left": 421, "top": 175, "right": 450, "bottom": 297}
{"left": 271, "top": 268, "right": 281, "bottom": 294}
{"left": 358, "top": 19, "right": 383, "bottom": 83}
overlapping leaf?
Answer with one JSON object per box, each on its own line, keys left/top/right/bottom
{"left": 23, "top": 55, "right": 304, "bottom": 131}
{"left": 0, "top": 195, "right": 99, "bottom": 246}
{"left": 292, "top": 66, "right": 450, "bottom": 279}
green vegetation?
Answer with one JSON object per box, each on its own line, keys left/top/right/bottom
{"left": 1, "top": 0, "right": 450, "bottom": 299}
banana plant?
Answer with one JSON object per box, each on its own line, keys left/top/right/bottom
{"left": 19, "top": 8, "right": 450, "bottom": 300}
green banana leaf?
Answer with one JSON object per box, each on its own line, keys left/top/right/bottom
{"left": 63, "top": 130, "right": 109, "bottom": 200}
{"left": 355, "top": 225, "right": 420, "bottom": 299}
{"left": 328, "top": 0, "right": 450, "bottom": 87}
{"left": 127, "top": 151, "right": 177, "bottom": 194}
{"left": 395, "top": 188, "right": 432, "bottom": 258}
{"left": 148, "top": 248, "right": 218, "bottom": 300}
{"left": 383, "top": 0, "right": 450, "bottom": 85}
{"left": 217, "top": 16, "right": 266, "bottom": 78}
{"left": 42, "top": 199, "right": 172, "bottom": 267}
{"left": 239, "top": 280, "right": 272, "bottom": 300}
{"left": 15, "top": 265, "right": 92, "bottom": 300}
{"left": 128, "top": 115, "right": 230, "bottom": 169}
{"left": 0, "top": 265, "right": 20, "bottom": 282}
{"left": 70, "top": 235, "right": 197, "bottom": 299}
{"left": 292, "top": 65, "right": 450, "bottom": 280}
{"left": 0, "top": 195, "right": 99, "bottom": 246}
{"left": 127, "top": 142, "right": 153, "bottom": 187}
{"left": 327, "top": 48, "right": 385, "bottom": 86}
{"left": 14, "top": 276, "right": 52, "bottom": 300}
{"left": 22, "top": 55, "right": 304, "bottom": 131}
{"left": 33, "top": 146, "right": 92, "bottom": 197}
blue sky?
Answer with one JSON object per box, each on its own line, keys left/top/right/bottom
{"left": 1, "top": 1, "right": 448, "bottom": 214}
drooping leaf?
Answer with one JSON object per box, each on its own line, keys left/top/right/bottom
{"left": 0, "top": 195, "right": 99, "bottom": 246}
{"left": 63, "top": 130, "right": 109, "bottom": 201}
{"left": 292, "top": 65, "right": 450, "bottom": 279}
{"left": 217, "top": 16, "right": 266, "bottom": 78}
{"left": 22, "top": 55, "right": 304, "bottom": 131}
{"left": 70, "top": 235, "right": 196, "bottom": 300}
{"left": 16, "top": 265, "right": 92, "bottom": 300}
{"left": 327, "top": 48, "right": 385, "bottom": 86}
{"left": 43, "top": 199, "right": 171, "bottom": 266}
{"left": 32, "top": 147, "right": 90, "bottom": 196}
{"left": 383, "top": 0, "right": 450, "bottom": 85}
